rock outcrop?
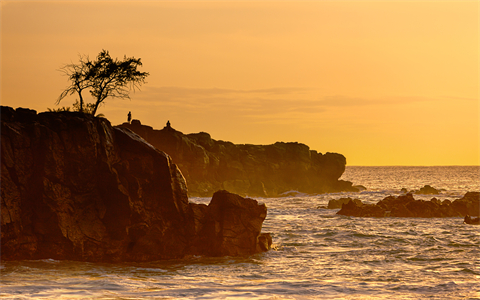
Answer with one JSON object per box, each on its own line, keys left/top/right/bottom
{"left": 400, "top": 185, "right": 441, "bottom": 195}
{"left": 414, "top": 185, "right": 440, "bottom": 195}
{"left": 1, "top": 106, "right": 271, "bottom": 262}
{"left": 337, "top": 192, "right": 480, "bottom": 218}
{"left": 464, "top": 215, "right": 480, "bottom": 225}
{"left": 117, "top": 120, "right": 357, "bottom": 197}
{"left": 327, "top": 197, "right": 362, "bottom": 209}
{"left": 188, "top": 190, "right": 271, "bottom": 256}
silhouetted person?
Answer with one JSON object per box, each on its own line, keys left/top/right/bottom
{"left": 127, "top": 111, "right": 132, "bottom": 123}
{"left": 167, "top": 120, "right": 171, "bottom": 128}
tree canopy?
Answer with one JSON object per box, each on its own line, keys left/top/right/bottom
{"left": 57, "top": 50, "right": 149, "bottom": 115}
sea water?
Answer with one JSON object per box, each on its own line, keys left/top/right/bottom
{"left": 1, "top": 166, "right": 479, "bottom": 299}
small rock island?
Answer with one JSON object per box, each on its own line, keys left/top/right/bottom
{"left": 336, "top": 192, "right": 480, "bottom": 218}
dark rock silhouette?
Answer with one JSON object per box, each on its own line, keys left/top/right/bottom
{"left": 188, "top": 190, "right": 271, "bottom": 256}
{"left": 400, "top": 185, "right": 442, "bottom": 195}
{"left": 327, "top": 197, "right": 362, "bottom": 209}
{"left": 464, "top": 215, "right": 480, "bottom": 225}
{"left": 1, "top": 106, "right": 271, "bottom": 262}
{"left": 118, "top": 120, "right": 357, "bottom": 197}
{"left": 415, "top": 185, "right": 440, "bottom": 195}
{"left": 337, "top": 192, "right": 480, "bottom": 218}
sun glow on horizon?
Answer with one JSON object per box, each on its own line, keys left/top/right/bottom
{"left": 1, "top": 1, "right": 479, "bottom": 166}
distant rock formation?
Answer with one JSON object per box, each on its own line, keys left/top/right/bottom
{"left": 414, "top": 185, "right": 440, "bottom": 195}
{"left": 117, "top": 120, "right": 357, "bottom": 197}
{"left": 400, "top": 185, "right": 441, "bottom": 195}
{"left": 464, "top": 215, "right": 480, "bottom": 225}
{"left": 327, "top": 197, "right": 362, "bottom": 209}
{"left": 1, "top": 106, "right": 271, "bottom": 262}
{"left": 336, "top": 192, "right": 480, "bottom": 218}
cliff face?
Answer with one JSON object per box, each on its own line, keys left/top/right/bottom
{"left": 1, "top": 106, "right": 270, "bottom": 262}
{"left": 118, "top": 120, "right": 357, "bottom": 197}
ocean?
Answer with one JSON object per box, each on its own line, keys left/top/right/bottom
{"left": 1, "top": 166, "right": 479, "bottom": 299}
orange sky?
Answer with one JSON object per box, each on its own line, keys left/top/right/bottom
{"left": 1, "top": 1, "right": 479, "bottom": 166}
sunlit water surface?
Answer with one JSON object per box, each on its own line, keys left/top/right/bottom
{"left": 1, "top": 166, "right": 479, "bottom": 299}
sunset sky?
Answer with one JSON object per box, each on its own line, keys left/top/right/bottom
{"left": 1, "top": 1, "right": 479, "bottom": 166}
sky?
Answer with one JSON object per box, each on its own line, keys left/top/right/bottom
{"left": 1, "top": 0, "right": 479, "bottom": 166}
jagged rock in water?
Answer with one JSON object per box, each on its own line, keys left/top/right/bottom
{"left": 415, "top": 185, "right": 440, "bottom": 195}
{"left": 117, "top": 120, "right": 358, "bottom": 197}
{"left": 327, "top": 197, "right": 362, "bottom": 209}
{"left": 188, "top": 190, "right": 271, "bottom": 256}
{"left": 450, "top": 192, "right": 480, "bottom": 217}
{"left": 336, "top": 192, "right": 480, "bottom": 218}
{"left": 1, "top": 106, "right": 271, "bottom": 262}
{"left": 464, "top": 215, "right": 480, "bottom": 225}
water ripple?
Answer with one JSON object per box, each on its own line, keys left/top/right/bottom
{"left": 2, "top": 166, "right": 480, "bottom": 299}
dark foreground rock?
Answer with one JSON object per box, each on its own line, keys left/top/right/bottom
{"left": 337, "top": 192, "right": 480, "bottom": 218}
{"left": 189, "top": 190, "right": 271, "bottom": 256}
{"left": 117, "top": 120, "right": 357, "bottom": 197}
{"left": 1, "top": 106, "right": 271, "bottom": 262}
{"left": 400, "top": 185, "right": 442, "bottom": 195}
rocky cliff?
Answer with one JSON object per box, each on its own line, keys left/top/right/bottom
{"left": 1, "top": 106, "right": 271, "bottom": 262}
{"left": 118, "top": 120, "right": 357, "bottom": 197}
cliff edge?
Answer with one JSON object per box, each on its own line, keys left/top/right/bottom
{"left": 118, "top": 120, "right": 357, "bottom": 197}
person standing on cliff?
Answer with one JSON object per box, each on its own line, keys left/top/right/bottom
{"left": 128, "top": 111, "right": 132, "bottom": 123}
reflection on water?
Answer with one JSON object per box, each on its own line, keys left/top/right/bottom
{"left": 1, "top": 166, "right": 479, "bottom": 299}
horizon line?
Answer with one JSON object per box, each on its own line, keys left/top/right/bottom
{"left": 346, "top": 165, "right": 480, "bottom": 167}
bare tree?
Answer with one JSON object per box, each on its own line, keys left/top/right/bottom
{"left": 57, "top": 54, "right": 93, "bottom": 112}
{"left": 57, "top": 50, "right": 149, "bottom": 115}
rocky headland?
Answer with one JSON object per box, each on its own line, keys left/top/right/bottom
{"left": 336, "top": 192, "right": 480, "bottom": 218}
{"left": 118, "top": 120, "right": 357, "bottom": 197}
{"left": 1, "top": 106, "right": 271, "bottom": 262}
